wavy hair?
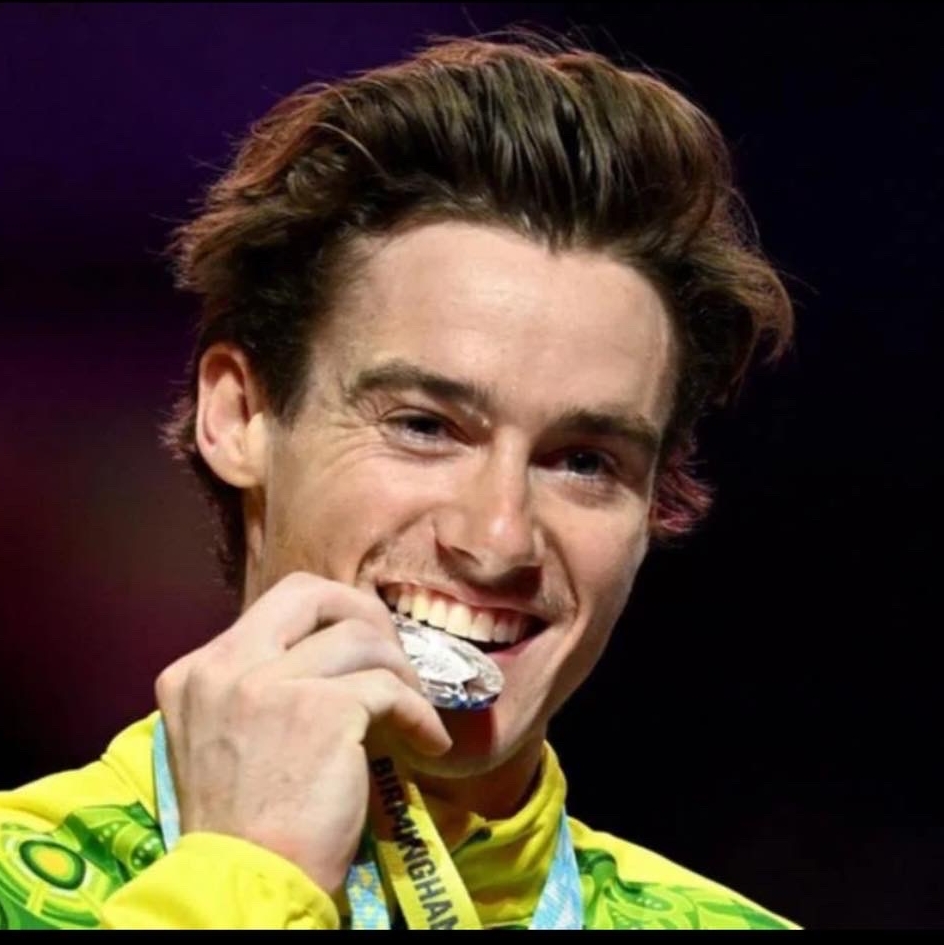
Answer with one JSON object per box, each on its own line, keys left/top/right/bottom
{"left": 163, "top": 36, "right": 793, "bottom": 590}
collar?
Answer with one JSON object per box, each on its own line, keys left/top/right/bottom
{"left": 419, "top": 743, "right": 568, "bottom": 928}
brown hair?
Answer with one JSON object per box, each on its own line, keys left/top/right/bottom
{"left": 163, "top": 35, "right": 793, "bottom": 591}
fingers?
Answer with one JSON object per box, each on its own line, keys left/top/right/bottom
{"left": 159, "top": 573, "right": 399, "bottom": 692}
{"left": 151, "top": 572, "right": 449, "bottom": 892}
{"left": 319, "top": 670, "right": 452, "bottom": 758}
{"left": 178, "top": 670, "right": 451, "bottom": 760}
{"left": 155, "top": 571, "right": 445, "bottom": 753}
{"left": 251, "top": 617, "right": 421, "bottom": 690}
{"left": 222, "top": 571, "right": 395, "bottom": 658}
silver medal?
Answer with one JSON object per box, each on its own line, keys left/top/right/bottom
{"left": 393, "top": 613, "right": 504, "bottom": 711}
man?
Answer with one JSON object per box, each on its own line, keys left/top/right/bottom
{"left": 0, "top": 37, "right": 796, "bottom": 929}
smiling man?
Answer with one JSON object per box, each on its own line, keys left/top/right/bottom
{"left": 0, "top": 38, "right": 796, "bottom": 929}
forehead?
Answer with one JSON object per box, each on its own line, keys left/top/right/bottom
{"left": 316, "top": 222, "right": 677, "bottom": 429}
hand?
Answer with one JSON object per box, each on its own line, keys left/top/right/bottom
{"left": 154, "top": 572, "right": 452, "bottom": 894}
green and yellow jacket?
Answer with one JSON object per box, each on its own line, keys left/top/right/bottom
{"left": 0, "top": 714, "right": 796, "bottom": 929}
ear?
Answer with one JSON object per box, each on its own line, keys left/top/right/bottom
{"left": 195, "top": 342, "right": 269, "bottom": 488}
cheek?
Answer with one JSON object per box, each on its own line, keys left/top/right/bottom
{"left": 554, "top": 528, "right": 647, "bottom": 698}
{"left": 270, "top": 460, "right": 451, "bottom": 573}
{"left": 571, "top": 519, "right": 648, "bottom": 607}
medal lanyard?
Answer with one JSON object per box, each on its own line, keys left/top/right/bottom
{"left": 153, "top": 718, "right": 583, "bottom": 929}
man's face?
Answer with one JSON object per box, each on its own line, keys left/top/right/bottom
{"left": 252, "top": 221, "right": 676, "bottom": 777}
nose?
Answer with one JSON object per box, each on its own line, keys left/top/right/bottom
{"left": 433, "top": 448, "right": 546, "bottom": 583}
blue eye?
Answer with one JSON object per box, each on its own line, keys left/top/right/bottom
{"left": 396, "top": 414, "right": 446, "bottom": 438}
{"left": 384, "top": 412, "right": 454, "bottom": 445}
{"left": 563, "top": 451, "right": 610, "bottom": 478}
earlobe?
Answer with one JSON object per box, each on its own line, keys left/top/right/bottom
{"left": 195, "top": 343, "right": 269, "bottom": 488}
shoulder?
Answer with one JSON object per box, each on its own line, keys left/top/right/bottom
{"left": 568, "top": 816, "right": 799, "bottom": 930}
{"left": 1, "top": 712, "right": 158, "bottom": 825}
{"left": 0, "top": 713, "right": 163, "bottom": 929}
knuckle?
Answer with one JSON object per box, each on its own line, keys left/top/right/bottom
{"left": 377, "top": 633, "right": 410, "bottom": 667}
{"left": 372, "top": 667, "right": 403, "bottom": 696}
{"left": 344, "top": 618, "right": 385, "bottom": 648}
{"left": 282, "top": 570, "right": 323, "bottom": 597}
{"left": 231, "top": 673, "right": 265, "bottom": 711}
{"left": 154, "top": 656, "right": 190, "bottom": 706}
{"left": 365, "top": 593, "right": 394, "bottom": 624}
{"left": 201, "top": 631, "right": 238, "bottom": 665}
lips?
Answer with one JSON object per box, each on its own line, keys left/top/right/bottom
{"left": 380, "top": 583, "right": 540, "bottom": 650}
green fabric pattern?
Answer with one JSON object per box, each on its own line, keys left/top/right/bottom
{"left": 0, "top": 803, "right": 164, "bottom": 930}
{"left": 0, "top": 802, "right": 789, "bottom": 930}
{"left": 576, "top": 847, "right": 790, "bottom": 930}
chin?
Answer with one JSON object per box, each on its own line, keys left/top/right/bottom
{"left": 411, "top": 703, "right": 544, "bottom": 780}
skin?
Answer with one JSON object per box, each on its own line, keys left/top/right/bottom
{"left": 156, "top": 221, "right": 677, "bottom": 895}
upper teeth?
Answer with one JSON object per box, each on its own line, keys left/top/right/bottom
{"left": 383, "top": 584, "right": 528, "bottom": 646}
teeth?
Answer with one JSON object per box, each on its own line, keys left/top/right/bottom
{"left": 493, "top": 617, "right": 512, "bottom": 644}
{"left": 383, "top": 585, "right": 530, "bottom": 647}
{"left": 412, "top": 589, "right": 431, "bottom": 623}
{"left": 445, "top": 603, "right": 472, "bottom": 636}
{"left": 427, "top": 597, "right": 448, "bottom": 629}
{"left": 469, "top": 610, "right": 496, "bottom": 643}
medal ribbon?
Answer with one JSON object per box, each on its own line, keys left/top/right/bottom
{"left": 362, "top": 754, "right": 481, "bottom": 928}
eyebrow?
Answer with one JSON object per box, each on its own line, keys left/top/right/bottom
{"left": 344, "top": 359, "right": 492, "bottom": 413}
{"left": 549, "top": 408, "right": 662, "bottom": 459}
{"left": 345, "top": 358, "right": 662, "bottom": 457}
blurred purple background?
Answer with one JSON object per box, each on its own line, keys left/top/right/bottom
{"left": 2, "top": 2, "right": 940, "bottom": 928}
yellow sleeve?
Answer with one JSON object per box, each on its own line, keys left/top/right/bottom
{"left": 100, "top": 832, "right": 339, "bottom": 929}
{"left": 0, "top": 780, "right": 340, "bottom": 929}
{"left": 0, "top": 716, "right": 341, "bottom": 929}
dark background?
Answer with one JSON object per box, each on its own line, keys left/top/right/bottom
{"left": 1, "top": 2, "right": 940, "bottom": 930}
